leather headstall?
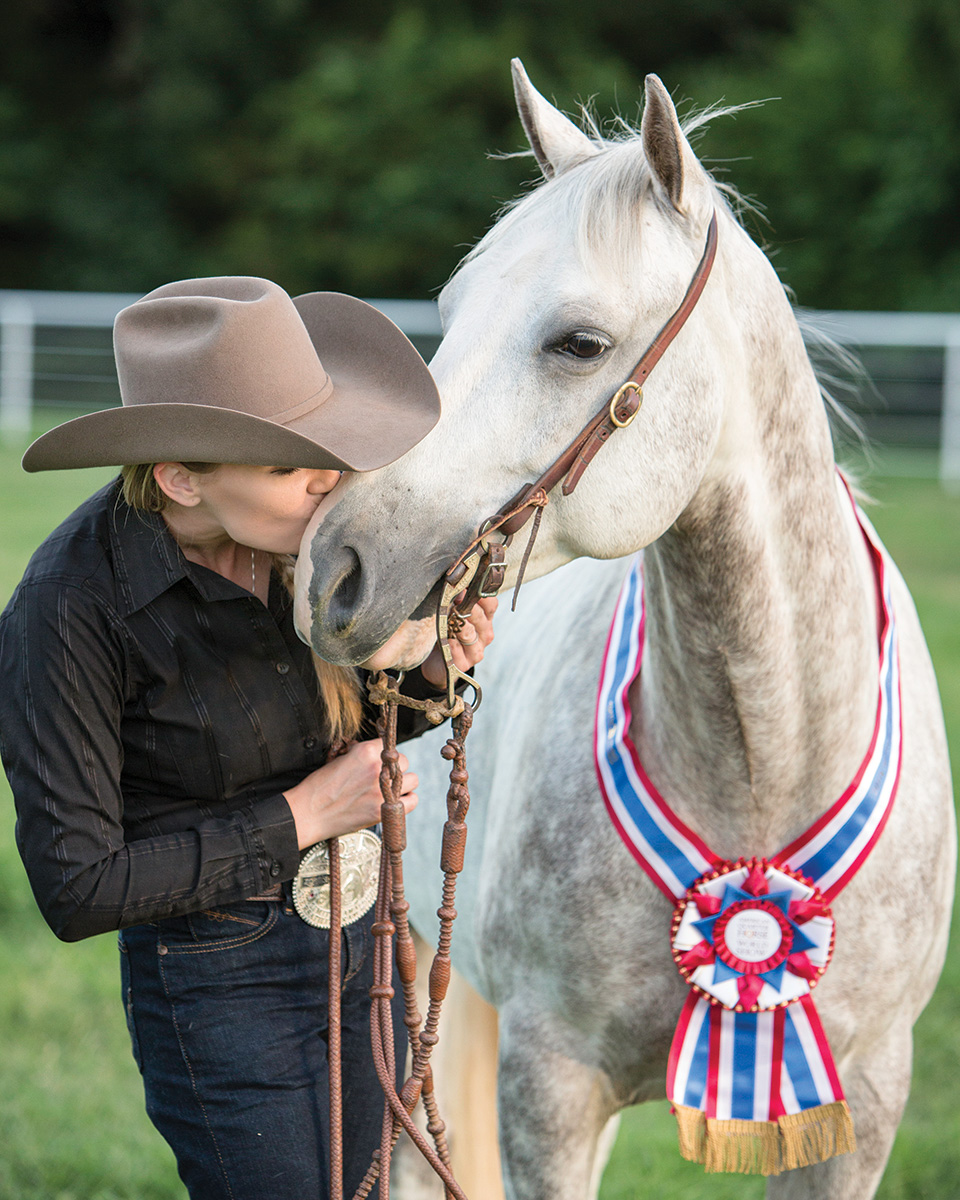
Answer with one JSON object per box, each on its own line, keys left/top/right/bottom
{"left": 446, "top": 209, "right": 719, "bottom": 613}
{"left": 352, "top": 212, "right": 719, "bottom": 1200}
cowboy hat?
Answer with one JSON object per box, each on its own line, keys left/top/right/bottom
{"left": 22, "top": 276, "right": 440, "bottom": 473}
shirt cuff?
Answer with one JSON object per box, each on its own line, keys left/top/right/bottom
{"left": 240, "top": 792, "right": 301, "bottom": 887}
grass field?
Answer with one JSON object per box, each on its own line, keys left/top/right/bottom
{"left": 0, "top": 420, "right": 957, "bottom": 1199}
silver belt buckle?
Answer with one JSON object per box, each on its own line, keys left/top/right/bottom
{"left": 292, "top": 828, "right": 381, "bottom": 929}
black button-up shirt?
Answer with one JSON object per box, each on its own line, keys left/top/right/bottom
{"left": 0, "top": 480, "right": 434, "bottom": 942}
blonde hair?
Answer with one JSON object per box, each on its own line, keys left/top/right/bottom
{"left": 122, "top": 463, "right": 363, "bottom": 744}
{"left": 272, "top": 555, "right": 364, "bottom": 745}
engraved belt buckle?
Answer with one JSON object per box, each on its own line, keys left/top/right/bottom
{"left": 292, "top": 828, "right": 382, "bottom": 929}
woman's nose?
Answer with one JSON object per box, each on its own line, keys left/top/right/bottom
{"left": 307, "top": 469, "right": 344, "bottom": 494}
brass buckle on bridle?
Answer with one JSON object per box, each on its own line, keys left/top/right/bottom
{"left": 609, "top": 380, "right": 643, "bottom": 427}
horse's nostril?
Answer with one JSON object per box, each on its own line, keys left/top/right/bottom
{"left": 329, "top": 547, "right": 362, "bottom": 634}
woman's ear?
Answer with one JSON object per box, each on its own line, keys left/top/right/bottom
{"left": 153, "top": 463, "right": 203, "bottom": 507}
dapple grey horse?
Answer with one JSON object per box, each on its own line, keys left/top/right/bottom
{"left": 295, "top": 62, "right": 955, "bottom": 1200}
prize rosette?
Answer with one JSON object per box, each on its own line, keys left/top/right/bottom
{"left": 665, "top": 858, "right": 854, "bottom": 1174}
{"left": 595, "top": 486, "right": 900, "bottom": 1174}
{"left": 670, "top": 857, "right": 835, "bottom": 1013}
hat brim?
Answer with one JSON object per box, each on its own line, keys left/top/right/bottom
{"left": 22, "top": 292, "right": 440, "bottom": 473}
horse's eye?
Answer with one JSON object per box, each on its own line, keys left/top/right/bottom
{"left": 556, "top": 332, "right": 609, "bottom": 359}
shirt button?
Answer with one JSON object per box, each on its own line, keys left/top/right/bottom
{"left": 275, "top": 661, "right": 290, "bottom": 675}
{"left": 304, "top": 735, "right": 317, "bottom": 750}
{"left": 269, "top": 861, "right": 281, "bottom": 878}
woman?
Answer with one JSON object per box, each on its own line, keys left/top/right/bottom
{"left": 0, "top": 276, "right": 495, "bottom": 1198}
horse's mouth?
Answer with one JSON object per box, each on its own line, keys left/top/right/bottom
{"left": 408, "top": 577, "right": 446, "bottom": 622}
{"left": 348, "top": 576, "right": 450, "bottom": 673}
{"left": 301, "top": 571, "right": 448, "bottom": 668}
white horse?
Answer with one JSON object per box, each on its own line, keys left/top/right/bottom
{"left": 295, "top": 62, "right": 955, "bottom": 1200}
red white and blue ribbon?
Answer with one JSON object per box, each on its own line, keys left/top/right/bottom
{"left": 594, "top": 495, "right": 901, "bottom": 1174}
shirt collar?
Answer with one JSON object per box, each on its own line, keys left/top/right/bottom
{"left": 107, "top": 483, "right": 255, "bottom": 615}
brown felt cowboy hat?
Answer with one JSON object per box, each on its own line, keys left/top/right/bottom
{"left": 22, "top": 276, "right": 440, "bottom": 473}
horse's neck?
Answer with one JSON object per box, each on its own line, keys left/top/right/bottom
{"left": 633, "top": 275, "right": 880, "bottom": 857}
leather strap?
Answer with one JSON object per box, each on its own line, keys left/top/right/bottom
{"left": 339, "top": 213, "right": 721, "bottom": 1197}
{"left": 561, "top": 210, "right": 719, "bottom": 496}
{"left": 447, "top": 211, "right": 719, "bottom": 608}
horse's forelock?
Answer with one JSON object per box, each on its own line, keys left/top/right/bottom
{"left": 455, "top": 101, "right": 757, "bottom": 283}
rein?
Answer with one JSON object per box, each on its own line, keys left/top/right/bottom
{"left": 327, "top": 210, "right": 720, "bottom": 1199}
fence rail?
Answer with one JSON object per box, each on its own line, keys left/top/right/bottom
{"left": 2, "top": 289, "right": 959, "bottom": 485}
{"left": 801, "top": 310, "right": 960, "bottom": 484}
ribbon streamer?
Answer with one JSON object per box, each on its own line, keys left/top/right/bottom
{"left": 594, "top": 489, "right": 901, "bottom": 1175}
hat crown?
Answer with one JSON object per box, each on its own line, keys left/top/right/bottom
{"left": 114, "top": 276, "right": 330, "bottom": 420}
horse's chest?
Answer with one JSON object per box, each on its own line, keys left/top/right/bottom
{"left": 478, "top": 825, "right": 687, "bottom": 1091}
{"left": 477, "top": 768, "right": 687, "bottom": 1040}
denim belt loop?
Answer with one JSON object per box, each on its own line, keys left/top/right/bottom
{"left": 244, "top": 882, "right": 284, "bottom": 902}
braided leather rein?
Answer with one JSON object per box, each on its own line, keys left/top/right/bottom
{"left": 326, "top": 211, "right": 719, "bottom": 1199}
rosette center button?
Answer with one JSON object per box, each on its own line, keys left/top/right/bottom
{"left": 723, "top": 909, "right": 783, "bottom": 963}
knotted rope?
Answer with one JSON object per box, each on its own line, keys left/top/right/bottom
{"left": 327, "top": 554, "right": 482, "bottom": 1200}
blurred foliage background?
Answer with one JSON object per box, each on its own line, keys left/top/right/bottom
{"left": 1, "top": 0, "right": 958, "bottom": 309}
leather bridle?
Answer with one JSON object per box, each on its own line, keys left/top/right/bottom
{"left": 445, "top": 208, "right": 719, "bottom": 619}
{"left": 331, "top": 209, "right": 720, "bottom": 1200}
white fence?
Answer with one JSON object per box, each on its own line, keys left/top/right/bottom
{"left": 802, "top": 310, "right": 960, "bottom": 486}
{"left": 2, "top": 289, "right": 959, "bottom": 486}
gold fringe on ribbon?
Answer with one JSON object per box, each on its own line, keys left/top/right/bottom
{"left": 779, "top": 1100, "right": 857, "bottom": 1172}
{"left": 674, "top": 1103, "right": 708, "bottom": 1165}
{"left": 672, "top": 1100, "right": 856, "bottom": 1176}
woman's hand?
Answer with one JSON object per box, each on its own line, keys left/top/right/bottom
{"left": 420, "top": 596, "right": 497, "bottom": 689}
{"left": 283, "top": 738, "right": 418, "bottom": 850}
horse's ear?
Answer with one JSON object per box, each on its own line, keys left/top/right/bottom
{"left": 641, "top": 75, "right": 702, "bottom": 214}
{"left": 511, "top": 58, "right": 599, "bottom": 180}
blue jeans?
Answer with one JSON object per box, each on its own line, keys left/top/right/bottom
{"left": 119, "top": 893, "right": 406, "bottom": 1199}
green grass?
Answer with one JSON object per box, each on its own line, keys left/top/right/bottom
{"left": 0, "top": 429, "right": 957, "bottom": 1198}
